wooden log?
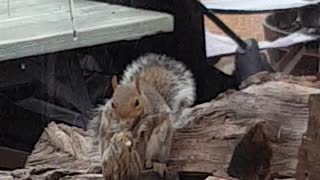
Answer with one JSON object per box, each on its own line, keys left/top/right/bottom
{"left": 169, "top": 72, "right": 320, "bottom": 179}
{"left": 296, "top": 94, "right": 320, "bottom": 180}
{"left": 1, "top": 72, "right": 320, "bottom": 179}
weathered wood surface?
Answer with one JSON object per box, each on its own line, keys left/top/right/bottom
{"left": 1, "top": 72, "right": 320, "bottom": 179}
{"left": 169, "top": 72, "right": 320, "bottom": 179}
{"left": 296, "top": 94, "right": 320, "bottom": 180}
{"left": 0, "top": 0, "right": 173, "bottom": 61}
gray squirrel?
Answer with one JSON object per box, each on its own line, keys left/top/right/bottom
{"left": 111, "top": 53, "right": 195, "bottom": 122}
{"left": 88, "top": 53, "right": 196, "bottom": 179}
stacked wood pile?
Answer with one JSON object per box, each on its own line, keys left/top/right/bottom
{"left": 1, "top": 72, "right": 320, "bottom": 180}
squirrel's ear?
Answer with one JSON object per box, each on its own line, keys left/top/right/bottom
{"left": 112, "top": 75, "right": 118, "bottom": 90}
{"left": 135, "top": 78, "right": 141, "bottom": 94}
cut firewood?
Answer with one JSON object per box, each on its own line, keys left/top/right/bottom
{"left": 296, "top": 94, "right": 320, "bottom": 180}
{"left": 170, "top": 72, "right": 320, "bottom": 179}
{"left": 1, "top": 72, "right": 320, "bottom": 180}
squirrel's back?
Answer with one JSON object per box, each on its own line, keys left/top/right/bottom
{"left": 120, "top": 53, "right": 196, "bottom": 113}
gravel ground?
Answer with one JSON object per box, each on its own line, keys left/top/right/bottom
{"left": 204, "top": 14, "right": 269, "bottom": 41}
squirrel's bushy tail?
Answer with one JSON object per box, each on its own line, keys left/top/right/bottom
{"left": 120, "top": 53, "right": 196, "bottom": 116}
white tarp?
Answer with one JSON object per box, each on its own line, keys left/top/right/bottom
{"left": 202, "top": 0, "right": 320, "bottom": 12}
{"left": 205, "top": 31, "right": 320, "bottom": 57}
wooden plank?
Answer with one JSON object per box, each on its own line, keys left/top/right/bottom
{"left": 279, "top": 48, "right": 320, "bottom": 59}
{"left": 0, "top": 1, "right": 173, "bottom": 61}
{"left": 273, "top": 45, "right": 304, "bottom": 73}
{"left": 282, "top": 47, "right": 305, "bottom": 74}
{"left": 0, "top": 0, "right": 102, "bottom": 19}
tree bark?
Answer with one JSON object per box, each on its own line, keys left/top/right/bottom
{"left": 296, "top": 94, "right": 320, "bottom": 180}
{"left": 1, "top": 72, "right": 320, "bottom": 180}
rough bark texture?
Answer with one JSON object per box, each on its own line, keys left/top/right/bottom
{"left": 1, "top": 72, "right": 320, "bottom": 180}
{"left": 296, "top": 94, "right": 320, "bottom": 180}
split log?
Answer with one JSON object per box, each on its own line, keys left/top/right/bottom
{"left": 296, "top": 94, "right": 320, "bottom": 180}
{"left": 170, "top": 72, "right": 320, "bottom": 179}
{"left": 1, "top": 72, "right": 320, "bottom": 180}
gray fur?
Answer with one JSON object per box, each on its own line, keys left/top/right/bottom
{"left": 87, "top": 53, "right": 196, "bottom": 164}
{"left": 120, "top": 53, "right": 196, "bottom": 117}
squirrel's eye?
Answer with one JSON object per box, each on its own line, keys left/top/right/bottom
{"left": 134, "top": 99, "right": 139, "bottom": 107}
{"left": 111, "top": 102, "right": 116, "bottom": 109}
